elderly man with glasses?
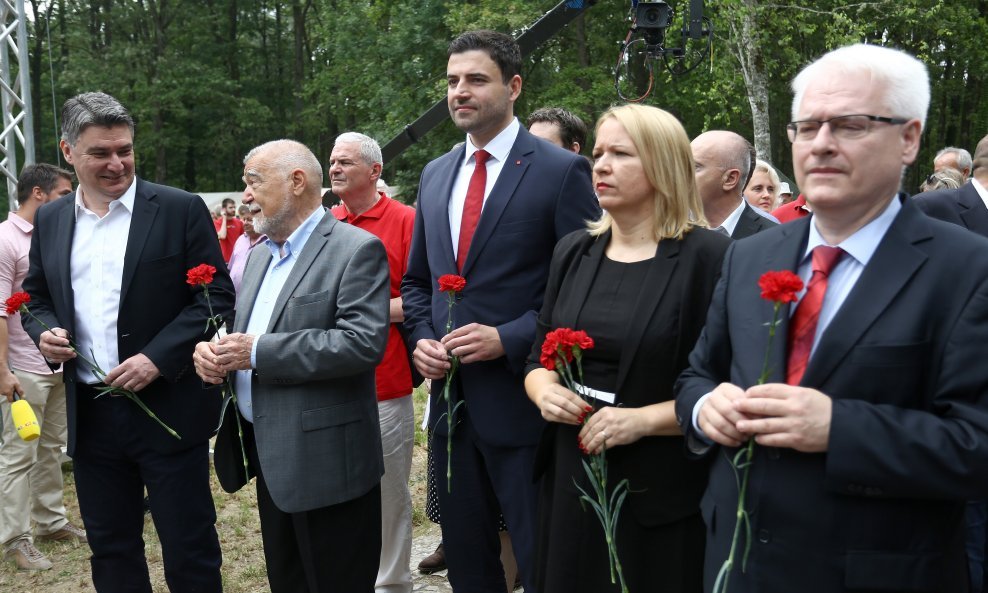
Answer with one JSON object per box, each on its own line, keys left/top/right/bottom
{"left": 676, "top": 44, "right": 988, "bottom": 592}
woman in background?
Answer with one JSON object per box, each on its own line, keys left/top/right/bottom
{"left": 743, "top": 159, "right": 781, "bottom": 213}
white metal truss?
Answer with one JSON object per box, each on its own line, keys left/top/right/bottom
{"left": 0, "top": 0, "right": 34, "bottom": 210}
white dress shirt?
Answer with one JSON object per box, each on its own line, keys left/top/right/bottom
{"left": 972, "top": 178, "right": 988, "bottom": 211}
{"left": 691, "top": 195, "right": 902, "bottom": 439}
{"left": 714, "top": 199, "right": 747, "bottom": 236}
{"left": 71, "top": 180, "right": 137, "bottom": 383}
{"left": 234, "top": 206, "right": 324, "bottom": 422}
{"left": 448, "top": 118, "right": 521, "bottom": 259}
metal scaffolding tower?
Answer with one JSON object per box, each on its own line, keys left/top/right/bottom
{"left": 0, "top": 0, "right": 34, "bottom": 209}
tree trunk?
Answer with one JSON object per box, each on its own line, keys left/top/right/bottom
{"left": 731, "top": 0, "right": 771, "bottom": 163}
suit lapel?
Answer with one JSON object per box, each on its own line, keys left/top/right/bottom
{"left": 958, "top": 183, "right": 988, "bottom": 236}
{"left": 732, "top": 203, "right": 758, "bottom": 239}
{"left": 120, "top": 181, "right": 158, "bottom": 307}
{"left": 435, "top": 149, "right": 462, "bottom": 273}
{"left": 565, "top": 232, "right": 607, "bottom": 328}
{"left": 613, "top": 238, "right": 679, "bottom": 395}
{"left": 54, "top": 198, "right": 77, "bottom": 325}
{"left": 760, "top": 219, "right": 808, "bottom": 384}
{"left": 265, "top": 212, "right": 333, "bottom": 332}
{"left": 803, "top": 199, "right": 931, "bottom": 387}
{"left": 460, "top": 130, "right": 534, "bottom": 276}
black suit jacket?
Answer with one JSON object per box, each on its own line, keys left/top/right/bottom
{"left": 22, "top": 179, "right": 235, "bottom": 455}
{"left": 525, "top": 227, "right": 730, "bottom": 526}
{"left": 675, "top": 195, "right": 988, "bottom": 592}
{"left": 913, "top": 182, "right": 988, "bottom": 238}
{"left": 731, "top": 201, "right": 778, "bottom": 240}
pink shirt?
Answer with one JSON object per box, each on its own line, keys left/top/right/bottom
{"left": 0, "top": 213, "right": 55, "bottom": 374}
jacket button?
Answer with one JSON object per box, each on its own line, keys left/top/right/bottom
{"left": 758, "top": 529, "right": 771, "bottom": 544}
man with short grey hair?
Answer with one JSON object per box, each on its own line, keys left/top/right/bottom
{"left": 934, "top": 145, "right": 973, "bottom": 179}
{"left": 692, "top": 130, "right": 777, "bottom": 239}
{"left": 196, "top": 139, "right": 391, "bottom": 593}
{"left": 677, "top": 44, "right": 988, "bottom": 592}
{"left": 329, "top": 132, "right": 417, "bottom": 593}
{"left": 22, "top": 91, "right": 233, "bottom": 592}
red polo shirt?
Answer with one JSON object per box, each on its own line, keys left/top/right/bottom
{"left": 332, "top": 194, "right": 416, "bottom": 401}
{"left": 771, "top": 194, "right": 811, "bottom": 223}
{"left": 214, "top": 216, "right": 244, "bottom": 262}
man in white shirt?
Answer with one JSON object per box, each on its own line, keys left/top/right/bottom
{"left": 21, "top": 92, "right": 233, "bottom": 593}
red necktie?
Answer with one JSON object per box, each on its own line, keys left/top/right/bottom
{"left": 457, "top": 149, "right": 490, "bottom": 272}
{"left": 786, "top": 246, "right": 844, "bottom": 385}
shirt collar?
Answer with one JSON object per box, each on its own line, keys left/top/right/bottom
{"left": 74, "top": 177, "right": 137, "bottom": 220}
{"left": 335, "top": 192, "right": 389, "bottom": 223}
{"left": 971, "top": 178, "right": 988, "bottom": 211}
{"left": 717, "top": 199, "right": 747, "bottom": 235}
{"left": 265, "top": 205, "right": 325, "bottom": 261}
{"left": 7, "top": 211, "right": 34, "bottom": 233}
{"left": 803, "top": 194, "right": 901, "bottom": 267}
{"left": 463, "top": 118, "right": 520, "bottom": 167}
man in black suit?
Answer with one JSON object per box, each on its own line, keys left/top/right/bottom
{"left": 691, "top": 130, "right": 777, "bottom": 239}
{"left": 21, "top": 92, "right": 233, "bottom": 593}
{"left": 675, "top": 44, "right": 988, "bottom": 592}
{"left": 915, "top": 134, "right": 988, "bottom": 237}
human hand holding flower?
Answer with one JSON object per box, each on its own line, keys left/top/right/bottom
{"left": 532, "top": 379, "right": 590, "bottom": 426}
{"left": 104, "top": 353, "right": 161, "bottom": 392}
{"left": 697, "top": 382, "right": 752, "bottom": 448}
{"left": 38, "top": 328, "right": 76, "bottom": 363}
{"left": 412, "top": 339, "right": 450, "bottom": 380}
{"left": 440, "top": 322, "right": 504, "bottom": 363}
{"left": 735, "top": 383, "right": 832, "bottom": 452}
{"left": 193, "top": 342, "right": 226, "bottom": 384}
{"left": 578, "top": 406, "right": 651, "bottom": 455}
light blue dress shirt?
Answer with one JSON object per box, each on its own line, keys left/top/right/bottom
{"left": 234, "top": 206, "right": 325, "bottom": 422}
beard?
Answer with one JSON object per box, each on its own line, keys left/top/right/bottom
{"left": 252, "top": 193, "right": 293, "bottom": 239}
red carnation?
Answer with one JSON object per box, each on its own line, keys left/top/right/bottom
{"left": 4, "top": 292, "right": 30, "bottom": 316}
{"left": 541, "top": 328, "right": 594, "bottom": 370}
{"left": 186, "top": 264, "right": 217, "bottom": 286}
{"left": 438, "top": 274, "right": 466, "bottom": 293}
{"left": 758, "top": 270, "right": 803, "bottom": 303}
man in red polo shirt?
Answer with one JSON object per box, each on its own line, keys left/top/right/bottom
{"left": 214, "top": 197, "right": 244, "bottom": 263}
{"left": 330, "top": 132, "right": 416, "bottom": 593}
{"left": 771, "top": 192, "right": 811, "bottom": 222}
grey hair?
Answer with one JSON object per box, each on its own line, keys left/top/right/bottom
{"left": 61, "top": 92, "right": 135, "bottom": 146}
{"left": 791, "top": 44, "right": 930, "bottom": 131}
{"left": 334, "top": 132, "right": 383, "bottom": 166}
{"left": 243, "top": 139, "right": 324, "bottom": 186}
{"left": 935, "top": 146, "right": 973, "bottom": 172}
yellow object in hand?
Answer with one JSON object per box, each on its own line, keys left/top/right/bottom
{"left": 11, "top": 398, "right": 40, "bottom": 441}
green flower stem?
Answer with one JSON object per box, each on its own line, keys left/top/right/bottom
{"left": 715, "top": 301, "right": 784, "bottom": 593}
{"left": 21, "top": 305, "right": 182, "bottom": 439}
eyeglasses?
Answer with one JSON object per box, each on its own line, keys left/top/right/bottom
{"left": 786, "top": 114, "right": 909, "bottom": 143}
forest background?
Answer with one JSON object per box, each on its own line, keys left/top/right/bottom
{"left": 3, "top": 0, "right": 985, "bottom": 211}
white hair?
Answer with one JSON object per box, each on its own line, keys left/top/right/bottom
{"left": 243, "top": 139, "right": 323, "bottom": 185}
{"left": 935, "top": 146, "right": 973, "bottom": 172}
{"left": 334, "top": 132, "right": 383, "bottom": 167}
{"left": 791, "top": 44, "right": 930, "bottom": 131}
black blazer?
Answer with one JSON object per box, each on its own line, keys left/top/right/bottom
{"left": 731, "top": 201, "right": 778, "bottom": 240}
{"left": 914, "top": 182, "right": 988, "bottom": 238}
{"left": 22, "top": 179, "right": 235, "bottom": 455}
{"left": 675, "top": 195, "right": 988, "bottom": 592}
{"left": 525, "top": 226, "right": 730, "bottom": 526}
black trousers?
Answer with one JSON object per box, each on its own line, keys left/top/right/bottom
{"left": 243, "top": 418, "right": 382, "bottom": 593}
{"left": 73, "top": 385, "right": 222, "bottom": 593}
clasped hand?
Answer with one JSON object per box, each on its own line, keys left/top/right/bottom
{"left": 412, "top": 323, "right": 505, "bottom": 380}
{"left": 193, "top": 333, "right": 255, "bottom": 385}
{"left": 697, "top": 382, "right": 833, "bottom": 452}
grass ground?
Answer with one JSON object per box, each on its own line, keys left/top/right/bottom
{"left": 0, "top": 384, "right": 434, "bottom": 592}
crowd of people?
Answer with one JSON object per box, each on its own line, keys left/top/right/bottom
{"left": 1, "top": 26, "right": 988, "bottom": 593}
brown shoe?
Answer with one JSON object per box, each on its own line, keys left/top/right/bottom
{"left": 417, "top": 543, "right": 446, "bottom": 574}
{"left": 37, "top": 522, "right": 87, "bottom": 544}
{"left": 5, "top": 539, "right": 53, "bottom": 571}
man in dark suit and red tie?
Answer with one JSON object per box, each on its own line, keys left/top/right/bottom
{"left": 675, "top": 44, "right": 988, "bottom": 592}
{"left": 401, "top": 30, "right": 599, "bottom": 593}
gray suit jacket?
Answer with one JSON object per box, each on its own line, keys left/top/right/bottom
{"left": 213, "top": 210, "right": 390, "bottom": 513}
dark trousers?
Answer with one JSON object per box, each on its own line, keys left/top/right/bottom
{"left": 967, "top": 500, "right": 988, "bottom": 593}
{"left": 434, "top": 410, "right": 540, "bottom": 593}
{"left": 73, "top": 385, "right": 222, "bottom": 593}
{"left": 243, "top": 419, "right": 381, "bottom": 593}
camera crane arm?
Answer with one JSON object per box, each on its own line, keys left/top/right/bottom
{"left": 380, "top": 0, "right": 597, "bottom": 164}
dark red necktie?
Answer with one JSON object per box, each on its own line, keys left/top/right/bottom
{"left": 786, "top": 246, "right": 844, "bottom": 385}
{"left": 457, "top": 149, "right": 490, "bottom": 272}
